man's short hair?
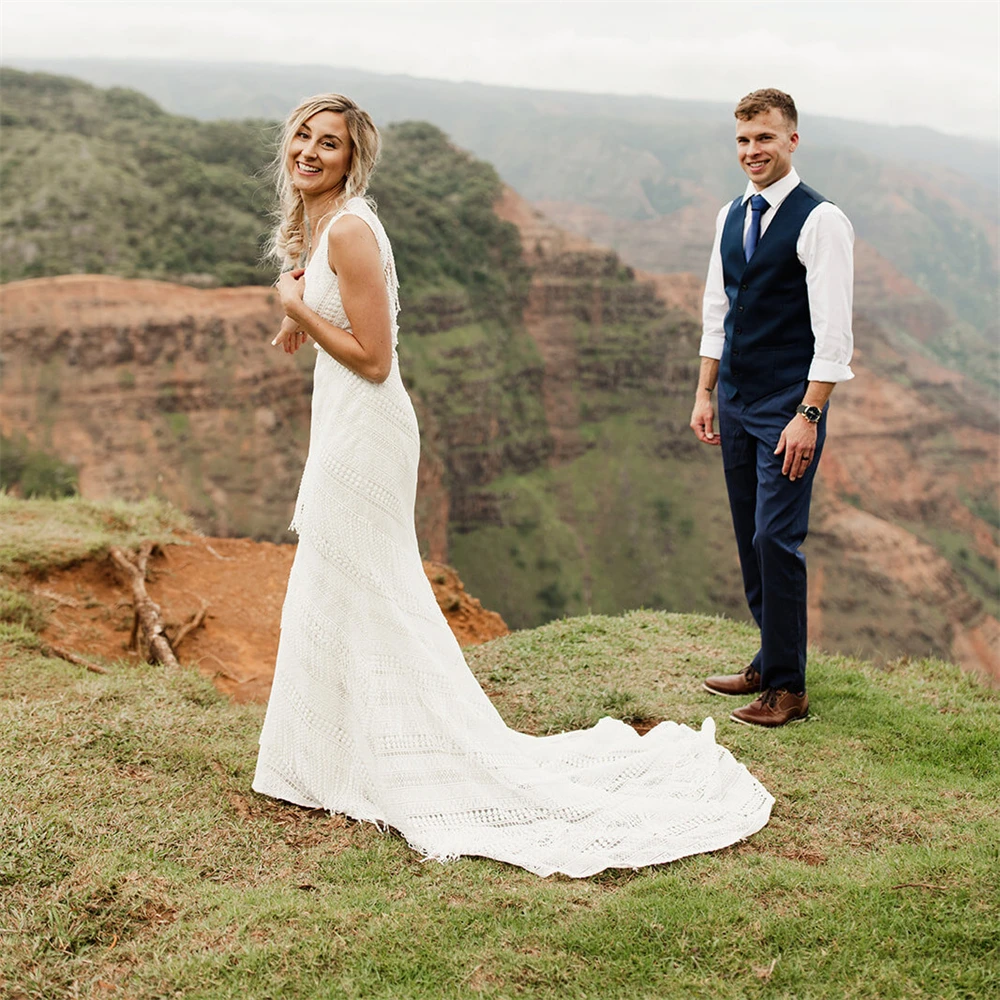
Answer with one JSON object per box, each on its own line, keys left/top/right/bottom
{"left": 734, "top": 89, "right": 798, "bottom": 129}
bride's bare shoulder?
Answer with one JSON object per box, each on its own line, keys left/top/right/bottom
{"left": 327, "top": 208, "right": 379, "bottom": 248}
{"left": 326, "top": 212, "right": 381, "bottom": 279}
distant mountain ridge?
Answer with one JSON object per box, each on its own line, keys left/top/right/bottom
{"left": 6, "top": 56, "right": 996, "bottom": 392}
{"left": 8, "top": 57, "right": 998, "bottom": 190}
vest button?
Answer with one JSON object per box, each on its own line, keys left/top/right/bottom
{"left": 740, "top": 283, "right": 748, "bottom": 291}
{"left": 738, "top": 305, "right": 744, "bottom": 312}
{"left": 735, "top": 326, "right": 742, "bottom": 333}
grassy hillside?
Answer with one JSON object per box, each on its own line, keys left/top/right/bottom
{"left": 0, "top": 68, "right": 531, "bottom": 310}
{"left": 2, "top": 499, "right": 998, "bottom": 999}
{"left": 0, "top": 70, "right": 275, "bottom": 286}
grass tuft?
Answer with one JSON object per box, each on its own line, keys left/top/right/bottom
{"left": 0, "top": 586, "right": 47, "bottom": 632}
{"left": 0, "top": 492, "right": 191, "bottom": 575}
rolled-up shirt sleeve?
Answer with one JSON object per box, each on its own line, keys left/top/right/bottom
{"left": 699, "top": 204, "right": 730, "bottom": 360}
{"left": 799, "top": 203, "right": 855, "bottom": 383}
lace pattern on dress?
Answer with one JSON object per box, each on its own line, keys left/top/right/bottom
{"left": 255, "top": 196, "right": 774, "bottom": 878}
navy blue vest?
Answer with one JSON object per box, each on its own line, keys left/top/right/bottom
{"left": 718, "top": 182, "right": 827, "bottom": 403}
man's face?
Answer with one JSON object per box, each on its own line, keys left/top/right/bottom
{"left": 736, "top": 109, "right": 799, "bottom": 190}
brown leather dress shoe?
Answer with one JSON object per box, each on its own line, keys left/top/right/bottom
{"left": 703, "top": 664, "right": 761, "bottom": 696}
{"left": 731, "top": 688, "right": 809, "bottom": 727}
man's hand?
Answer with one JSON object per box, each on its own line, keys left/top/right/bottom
{"left": 775, "top": 414, "right": 818, "bottom": 481}
{"left": 272, "top": 315, "right": 308, "bottom": 354}
{"left": 690, "top": 395, "right": 720, "bottom": 446}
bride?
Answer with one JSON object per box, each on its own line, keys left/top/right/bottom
{"left": 252, "top": 93, "right": 773, "bottom": 878}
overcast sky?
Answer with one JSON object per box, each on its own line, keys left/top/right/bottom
{"left": 2, "top": 0, "right": 998, "bottom": 140}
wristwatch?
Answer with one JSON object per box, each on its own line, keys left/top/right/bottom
{"left": 796, "top": 404, "right": 822, "bottom": 424}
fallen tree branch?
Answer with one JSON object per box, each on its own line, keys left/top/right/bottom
{"left": 109, "top": 542, "right": 180, "bottom": 669}
{"left": 40, "top": 643, "right": 110, "bottom": 675}
{"left": 169, "top": 601, "right": 208, "bottom": 653}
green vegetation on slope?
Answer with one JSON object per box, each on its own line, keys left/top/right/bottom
{"left": 0, "top": 432, "right": 79, "bottom": 499}
{"left": 374, "top": 121, "right": 530, "bottom": 333}
{"left": 444, "top": 262, "right": 745, "bottom": 631}
{"left": 450, "top": 411, "right": 742, "bottom": 630}
{"left": 375, "top": 121, "right": 552, "bottom": 542}
{"left": 0, "top": 69, "right": 275, "bottom": 285}
{"left": 3, "top": 596, "right": 997, "bottom": 998}
{"left": 0, "top": 68, "right": 531, "bottom": 317}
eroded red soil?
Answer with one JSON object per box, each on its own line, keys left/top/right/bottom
{"left": 35, "top": 535, "right": 508, "bottom": 703}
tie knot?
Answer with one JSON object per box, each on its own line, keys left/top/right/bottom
{"left": 750, "top": 194, "right": 768, "bottom": 213}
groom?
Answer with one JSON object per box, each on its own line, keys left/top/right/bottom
{"left": 690, "top": 88, "right": 855, "bottom": 727}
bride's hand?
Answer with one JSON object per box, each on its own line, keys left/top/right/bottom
{"left": 277, "top": 268, "right": 306, "bottom": 316}
{"left": 272, "top": 315, "right": 308, "bottom": 354}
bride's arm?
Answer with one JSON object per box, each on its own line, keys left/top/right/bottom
{"left": 275, "top": 216, "right": 393, "bottom": 383}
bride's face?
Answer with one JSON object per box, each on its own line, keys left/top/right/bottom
{"left": 287, "top": 110, "right": 353, "bottom": 197}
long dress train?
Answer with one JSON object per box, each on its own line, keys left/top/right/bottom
{"left": 252, "top": 198, "right": 774, "bottom": 878}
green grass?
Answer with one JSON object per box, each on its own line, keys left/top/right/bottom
{"left": 3, "top": 607, "right": 997, "bottom": 999}
{"left": 0, "top": 493, "right": 191, "bottom": 575}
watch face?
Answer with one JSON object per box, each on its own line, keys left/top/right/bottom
{"left": 804, "top": 406, "right": 821, "bottom": 422}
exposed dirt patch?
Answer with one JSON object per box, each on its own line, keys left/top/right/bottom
{"left": 628, "top": 718, "right": 664, "bottom": 736}
{"left": 35, "top": 534, "right": 508, "bottom": 703}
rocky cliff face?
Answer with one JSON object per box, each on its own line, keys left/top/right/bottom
{"left": 1, "top": 276, "right": 306, "bottom": 537}
{"left": 614, "top": 267, "right": 1000, "bottom": 683}
{"left": 2, "top": 208, "right": 996, "bottom": 681}
{"left": 807, "top": 318, "right": 999, "bottom": 679}
{"left": 0, "top": 275, "right": 457, "bottom": 560}
{"left": 492, "top": 188, "right": 998, "bottom": 680}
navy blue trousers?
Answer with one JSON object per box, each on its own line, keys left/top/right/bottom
{"left": 718, "top": 381, "right": 826, "bottom": 694}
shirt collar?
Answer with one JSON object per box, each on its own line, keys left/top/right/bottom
{"left": 741, "top": 166, "right": 801, "bottom": 209}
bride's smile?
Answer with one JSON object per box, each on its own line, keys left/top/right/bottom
{"left": 288, "top": 110, "right": 353, "bottom": 197}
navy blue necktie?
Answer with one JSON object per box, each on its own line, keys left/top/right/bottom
{"left": 744, "top": 194, "right": 769, "bottom": 262}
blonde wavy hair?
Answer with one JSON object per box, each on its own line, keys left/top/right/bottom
{"left": 269, "top": 93, "right": 381, "bottom": 268}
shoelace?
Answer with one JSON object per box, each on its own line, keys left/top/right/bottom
{"left": 743, "top": 664, "right": 759, "bottom": 682}
{"left": 759, "top": 688, "right": 782, "bottom": 709}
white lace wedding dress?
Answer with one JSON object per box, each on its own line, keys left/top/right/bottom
{"left": 252, "top": 197, "right": 774, "bottom": 877}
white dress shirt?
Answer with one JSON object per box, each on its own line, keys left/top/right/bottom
{"left": 699, "top": 167, "right": 855, "bottom": 384}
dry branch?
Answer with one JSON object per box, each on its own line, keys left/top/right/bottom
{"left": 40, "top": 643, "right": 110, "bottom": 675}
{"left": 169, "top": 602, "right": 208, "bottom": 653}
{"left": 109, "top": 542, "right": 180, "bottom": 669}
